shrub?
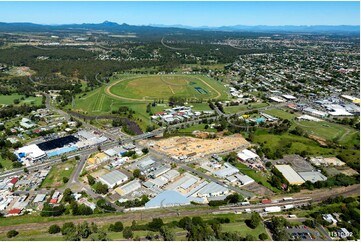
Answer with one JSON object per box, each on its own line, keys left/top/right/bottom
{"left": 48, "top": 224, "right": 61, "bottom": 234}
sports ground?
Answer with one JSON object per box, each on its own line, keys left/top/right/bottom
{"left": 70, "top": 74, "right": 228, "bottom": 130}
{"left": 107, "top": 75, "right": 228, "bottom": 101}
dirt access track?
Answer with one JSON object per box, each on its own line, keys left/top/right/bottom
{"left": 105, "top": 75, "right": 222, "bottom": 102}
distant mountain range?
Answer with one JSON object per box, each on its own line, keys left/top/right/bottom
{"left": 0, "top": 21, "right": 359, "bottom": 34}
{"left": 150, "top": 23, "right": 360, "bottom": 33}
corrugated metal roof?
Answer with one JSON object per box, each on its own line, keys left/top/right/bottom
{"left": 145, "top": 190, "right": 190, "bottom": 208}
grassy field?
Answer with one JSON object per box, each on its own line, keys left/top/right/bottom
{"left": 224, "top": 103, "right": 269, "bottom": 114}
{"left": 294, "top": 120, "right": 351, "bottom": 141}
{"left": 70, "top": 74, "right": 227, "bottom": 131}
{"left": 0, "top": 158, "right": 13, "bottom": 171}
{"left": 40, "top": 159, "right": 76, "bottom": 189}
{"left": 252, "top": 129, "right": 336, "bottom": 157}
{"left": 109, "top": 75, "right": 228, "bottom": 101}
{"left": 264, "top": 108, "right": 358, "bottom": 144}
{"left": 0, "top": 211, "right": 266, "bottom": 241}
{"left": 178, "top": 123, "right": 217, "bottom": 133}
{"left": 190, "top": 102, "right": 213, "bottom": 111}
{"left": 0, "top": 94, "right": 42, "bottom": 106}
{"left": 221, "top": 221, "right": 266, "bottom": 239}
{"left": 263, "top": 108, "right": 298, "bottom": 120}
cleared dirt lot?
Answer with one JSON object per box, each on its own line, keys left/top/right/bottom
{"left": 151, "top": 134, "right": 249, "bottom": 158}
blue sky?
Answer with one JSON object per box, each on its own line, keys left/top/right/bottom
{"left": 0, "top": 1, "right": 359, "bottom": 26}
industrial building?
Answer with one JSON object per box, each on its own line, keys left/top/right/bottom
{"left": 214, "top": 162, "right": 239, "bottom": 178}
{"left": 15, "top": 144, "right": 47, "bottom": 163}
{"left": 275, "top": 165, "right": 305, "bottom": 185}
{"left": 298, "top": 171, "right": 327, "bottom": 183}
{"left": 145, "top": 190, "right": 190, "bottom": 208}
{"left": 234, "top": 173, "right": 254, "bottom": 185}
{"left": 196, "top": 182, "right": 229, "bottom": 197}
{"left": 237, "top": 149, "right": 259, "bottom": 162}
{"left": 282, "top": 94, "right": 297, "bottom": 100}
{"left": 115, "top": 180, "right": 141, "bottom": 196}
{"left": 303, "top": 107, "right": 328, "bottom": 118}
{"left": 99, "top": 170, "right": 128, "bottom": 188}
{"left": 87, "top": 153, "right": 109, "bottom": 164}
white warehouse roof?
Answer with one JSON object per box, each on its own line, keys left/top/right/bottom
{"left": 99, "top": 170, "right": 128, "bottom": 188}
{"left": 275, "top": 165, "right": 305, "bottom": 185}
{"left": 115, "top": 179, "right": 141, "bottom": 196}
{"left": 197, "top": 182, "right": 229, "bottom": 197}
{"left": 237, "top": 149, "right": 259, "bottom": 161}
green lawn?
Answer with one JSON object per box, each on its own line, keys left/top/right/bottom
{"left": 40, "top": 159, "right": 76, "bottom": 189}
{"left": 0, "top": 158, "right": 14, "bottom": 171}
{"left": 224, "top": 103, "right": 269, "bottom": 114}
{"left": 263, "top": 108, "right": 297, "bottom": 120}
{"left": 109, "top": 74, "right": 228, "bottom": 101}
{"left": 178, "top": 123, "right": 217, "bottom": 133}
{"left": 222, "top": 221, "right": 266, "bottom": 239}
{"left": 253, "top": 130, "right": 335, "bottom": 157}
{"left": 0, "top": 94, "right": 42, "bottom": 106}
{"left": 190, "top": 102, "right": 213, "bottom": 111}
{"left": 294, "top": 120, "right": 351, "bottom": 141}
{"left": 0, "top": 230, "right": 63, "bottom": 241}
{"left": 69, "top": 74, "right": 228, "bottom": 132}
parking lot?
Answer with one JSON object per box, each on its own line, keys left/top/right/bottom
{"left": 286, "top": 226, "right": 323, "bottom": 241}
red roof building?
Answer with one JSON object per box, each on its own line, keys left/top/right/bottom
{"left": 261, "top": 199, "right": 272, "bottom": 204}
{"left": 9, "top": 177, "right": 18, "bottom": 185}
{"left": 287, "top": 103, "right": 298, "bottom": 110}
{"left": 155, "top": 112, "right": 166, "bottom": 116}
{"left": 50, "top": 198, "right": 58, "bottom": 204}
{"left": 7, "top": 208, "right": 21, "bottom": 215}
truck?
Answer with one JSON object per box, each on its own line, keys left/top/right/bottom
{"left": 284, "top": 205, "right": 295, "bottom": 209}
{"left": 283, "top": 197, "right": 293, "bottom": 201}
{"left": 264, "top": 206, "right": 282, "bottom": 213}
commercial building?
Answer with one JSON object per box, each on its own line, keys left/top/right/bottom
{"left": 145, "top": 190, "right": 190, "bottom": 208}
{"left": 87, "top": 153, "right": 109, "bottom": 164}
{"left": 20, "top": 118, "right": 36, "bottom": 129}
{"left": 15, "top": 144, "right": 47, "bottom": 163}
{"left": 275, "top": 165, "right": 305, "bottom": 185}
{"left": 214, "top": 163, "right": 239, "bottom": 178}
{"left": 237, "top": 149, "right": 259, "bottom": 162}
{"left": 196, "top": 182, "right": 229, "bottom": 197}
{"left": 269, "top": 96, "right": 286, "bottom": 103}
{"left": 138, "top": 157, "right": 156, "bottom": 170}
{"left": 282, "top": 94, "right": 297, "bottom": 100}
{"left": 99, "top": 170, "right": 128, "bottom": 188}
{"left": 303, "top": 108, "right": 328, "bottom": 118}
{"left": 297, "top": 115, "right": 322, "bottom": 122}
{"left": 115, "top": 180, "right": 141, "bottom": 196}
{"left": 149, "top": 165, "right": 171, "bottom": 178}
{"left": 322, "top": 214, "right": 337, "bottom": 224}
{"left": 298, "top": 171, "right": 327, "bottom": 183}
{"left": 234, "top": 173, "right": 254, "bottom": 185}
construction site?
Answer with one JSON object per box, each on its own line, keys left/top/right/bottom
{"left": 149, "top": 134, "right": 250, "bottom": 160}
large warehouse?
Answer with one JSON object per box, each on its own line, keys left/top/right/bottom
{"left": 145, "top": 190, "right": 190, "bottom": 209}
{"left": 275, "top": 165, "right": 305, "bottom": 185}
{"left": 15, "top": 144, "right": 47, "bottom": 163}
{"left": 99, "top": 170, "right": 128, "bottom": 188}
